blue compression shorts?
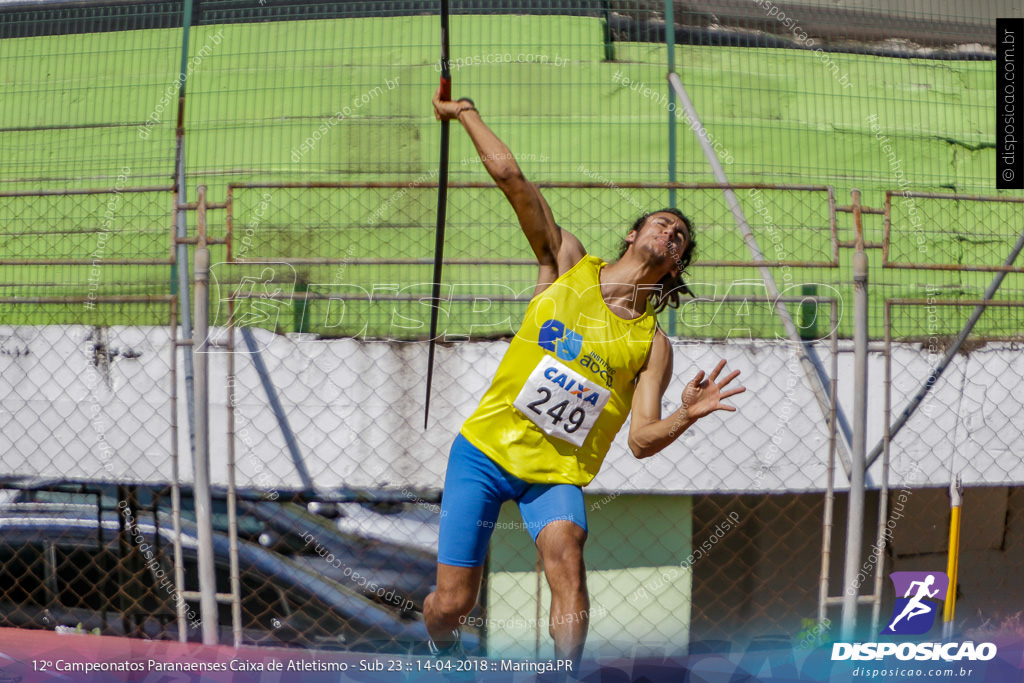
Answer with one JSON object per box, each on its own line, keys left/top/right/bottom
{"left": 437, "top": 432, "right": 588, "bottom": 568}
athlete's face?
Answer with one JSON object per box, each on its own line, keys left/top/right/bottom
{"left": 625, "top": 212, "right": 691, "bottom": 274}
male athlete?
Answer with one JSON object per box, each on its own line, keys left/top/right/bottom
{"left": 424, "top": 91, "right": 745, "bottom": 667}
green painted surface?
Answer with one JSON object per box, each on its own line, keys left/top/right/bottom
{"left": 486, "top": 493, "right": 691, "bottom": 658}
{"left": 2, "top": 16, "right": 1018, "bottom": 338}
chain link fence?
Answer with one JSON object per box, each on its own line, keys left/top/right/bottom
{"left": 2, "top": 180, "right": 1023, "bottom": 656}
{"left": 1, "top": 0, "right": 1022, "bottom": 667}
{"left": 0, "top": 186, "right": 186, "bottom": 642}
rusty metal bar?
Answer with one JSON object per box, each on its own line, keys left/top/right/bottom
{"left": 223, "top": 182, "right": 836, "bottom": 268}
{"left": 884, "top": 298, "right": 1024, "bottom": 306}
{"left": 220, "top": 257, "right": 836, "bottom": 267}
{"left": 884, "top": 262, "right": 1024, "bottom": 273}
{"left": 828, "top": 186, "right": 839, "bottom": 264}
{"left": 226, "top": 186, "right": 234, "bottom": 262}
{"left": 196, "top": 185, "right": 208, "bottom": 244}
{"left": 227, "top": 258, "right": 540, "bottom": 266}
{"left": 225, "top": 292, "right": 841, "bottom": 304}
{"left": 0, "top": 186, "right": 171, "bottom": 198}
{"left": 892, "top": 190, "right": 1024, "bottom": 203}
{"left": 882, "top": 190, "right": 1024, "bottom": 270}
{"left": 882, "top": 193, "right": 892, "bottom": 265}
{"left": 227, "top": 181, "right": 833, "bottom": 191}
{"left": 837, "top": 241, "right": 883, "bottom": 249}
{"left": 175, "top": 200, "right": 226, "bottom": 211}
{"left": 0, "top": 295, "right": 174, "bottom": 304}
{"left": 170, "top": 182, "right": 179, "bottom": 262}
{"left": 0, "top": 259, "right": 175, "bottom": 266}
{"left": 0, "top": 228, "right": 156, "bottom": 237}
{"left": 836, "top": 205, "right": 885, "bottom": 215}
{"left": 175, "top": 237, "right": 229, "bottom": 246}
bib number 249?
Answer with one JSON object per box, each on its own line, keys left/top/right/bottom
{"left": 512, "top": 356, "right": 610, "bottom": 448}
{"left": 524, "top": 387, "right": 587, "bottom": 434}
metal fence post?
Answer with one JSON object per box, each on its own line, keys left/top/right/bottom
{"left": 191, "top": 185, "right": 219, "bottom": 645}
{"left": 665, "top": 0, "right": 677, "bottom": 337}
{"left": 841, "top": 188, "right": 869, "bottom": 639}
{"left": 174, "top": 0, "right": 196, "bottom": 460}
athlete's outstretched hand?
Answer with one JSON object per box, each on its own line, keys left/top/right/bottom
{"left": 680, "top": 359, "right": 745, "bottom": 420}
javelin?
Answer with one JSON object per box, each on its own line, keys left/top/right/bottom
{"left": 424, "top": 0, "right": 452, "bottom": 429}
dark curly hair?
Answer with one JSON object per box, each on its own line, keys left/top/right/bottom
{"left": 617, "top": 208, "right": 696, "bottom": 313}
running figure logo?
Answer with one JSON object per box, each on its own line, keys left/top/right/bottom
{"left": 882, "top": 571, "right": 949, "bottom": 635}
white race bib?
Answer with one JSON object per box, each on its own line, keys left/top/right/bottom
{"left": 512, "top": 356, "right": 610, "bottom": 447}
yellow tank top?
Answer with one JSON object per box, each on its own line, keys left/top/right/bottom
{"left": 460, "top": 255, "right": 658, "bottom": 486}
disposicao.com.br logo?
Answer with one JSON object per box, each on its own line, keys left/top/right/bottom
{"left": 831, "top": 571, "right": 997, "bottom": 663}
{"left": 884, "top": 570, "right": 948, "bottom": 635}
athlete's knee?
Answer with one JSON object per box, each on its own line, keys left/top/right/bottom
{"left": 430, "top": 586, "right": 478, "bottom": 618}
{"left": 548, "top": 538, "right": 585, "bottom": 566}
{"left": 541, "top": 519, "right": 586, "bottom": 552}
{"left": 539, "top": 518, "right": 587, "bottom": 546}
{"left": 542, "top": 543, "right": 587, "bottom": 591}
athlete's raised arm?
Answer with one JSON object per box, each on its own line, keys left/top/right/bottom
{"left": 433, "top": 90, "right": 584, "bottom": 287}
{"left": 628, "top": 333, "right": 745, "bottom": 459}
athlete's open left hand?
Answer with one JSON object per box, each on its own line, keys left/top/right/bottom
{"left": 680, "top": 359, "right": 745, "bottom": 420}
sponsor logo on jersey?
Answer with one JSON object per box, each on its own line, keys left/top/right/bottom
{"left": 543, "top": 366, "right": 600, "bottom": 405}
{"left": 538, "top": 319, "right": 583, "bottom": 361}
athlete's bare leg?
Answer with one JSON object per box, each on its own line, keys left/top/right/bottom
{"left": 424, "top": 563, "right": 484, "bottom": 648}
{"left": 537, "top": 520, "right": 589, "bottom": 669}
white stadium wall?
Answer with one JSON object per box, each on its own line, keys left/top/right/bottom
{"left": 2, "top": 324, "right": 1022, "bottom": 494}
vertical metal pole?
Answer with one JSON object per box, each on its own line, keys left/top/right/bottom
{"left": 192, "top": 185, "right": 218, "bottom": 645}
{"left": 169, "top": 298, "right": 187, "bottom": 641}
{"left": 224, "top": 188, "right": 242, "bottom": 648}
{"left": 293, "top": 280, "right": 309, "bottom": 333}
{"left": 665, "top": 0, "right": 677, "bottom": 337}
{"left": 174, "top": 0, "right": 196, "bottom": 457}
{"left": 841, "top": 188, "right": 869, "bottom": 640}
{"left": 665, "top": 0, "right": 677, "bottom": 207}
{"left": 871, "top": 303, "right": 893, "bottom": 632}
{"left": 818, "top": 299, "right": 839, "bottom": 625}
{"left": 226, "top": 313, "right": 242, "bottom": 648}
